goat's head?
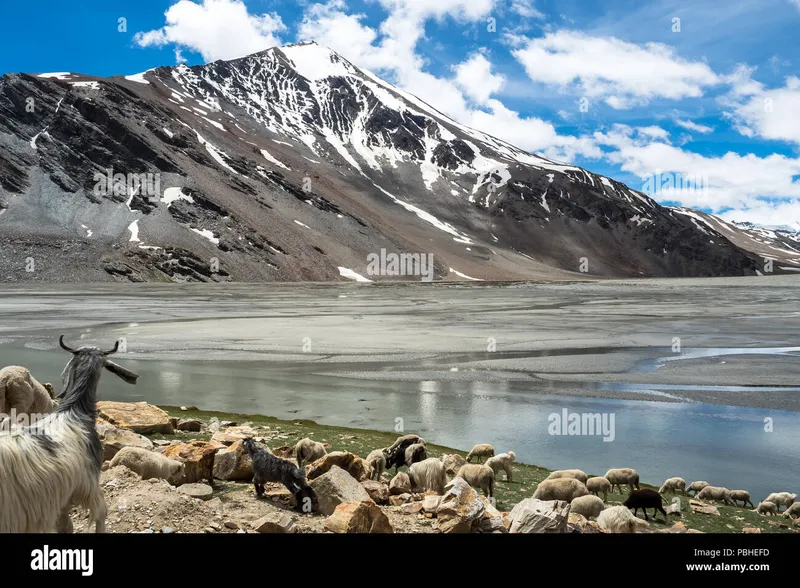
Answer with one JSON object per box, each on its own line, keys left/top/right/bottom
{"left": 242, "top": 437, "right": 258, "bottom": 456}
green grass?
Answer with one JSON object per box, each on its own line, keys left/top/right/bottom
{"left": 156, "top": 405, "right": 796, "bottom": 534}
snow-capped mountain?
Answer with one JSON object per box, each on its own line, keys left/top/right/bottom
{"left": 0, "top": 42, "right": 787, "bottom": 282}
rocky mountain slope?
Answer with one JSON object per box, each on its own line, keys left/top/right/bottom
{"left": 0, "top": 42, "right": 790, "bottom": 282}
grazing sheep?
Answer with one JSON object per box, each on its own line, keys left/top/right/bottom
{"left": 294, "top": 438, "right": 327, "bottom": 469}
{"left": 404, "top": 443, "right": 427, "bottom": 467}
{"left": 570, "top": 494, "right": 605, "bottom": 519}
{"left": 624, "top": 489, "right": 668, "bottom": 523}
{"left": 696, "top": 485, "right": 734, "bottom": 505}
{"left": 586, "top": 476, "right": 612, "bottom": 501}
{"left": 687, "top": 481, "right": 709, "bottom": 495}
{"left": 383, "top": 434, "right": 424, "bottom": 473}
{"left": 604, "top": 468, "right": 640, "bottom": 493}
{"left": 0, "top": 336, "right": 138, "bottom": 533}
{"left": 764, "top": 492, "right": 797, "bottom": 511}
{"left": 456, "top": 464, "right": 495, "bottom": 498}
{"left": 465, "top": 443, "right": 495, "bottom": 463}
{"left": 243, "top": 437, "right": 317, "bottom": 513}
{"left": 109, "top": 446, "right": 185, "bottom": 485}
{"left": 546, "top": 469, "right": 588, "bottom": 485}
{"left": 366, "top": 449, "right": 386, "bottom": 481}
{"left": 533, "top": 478, "right": 589, "bottom": 503}
{"left": 782, "top": 502, "right": 800, "bottom": 519}
{"left": 729, "top": 490, "right": 755, "bottom": 508}
{"left": 755, "top": 501, "right": 778, "bottom": 516}
{"left": 0, "top": 365, "right": 57, "bottom": 424}
{"left": 658, "top": 477, "right": 686, "bottom": 496}
{"left": 408, "top": 458, "right": 447, "bottom": 495}
{"left": 597, "top": 505, "right": 650, "bottom": 533}
{"left": 485, "top": 451, "right": 516, "bottom": 482}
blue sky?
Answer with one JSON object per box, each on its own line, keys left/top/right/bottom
{"left": 2, "top": 0, "right": 799, "bottom": 226}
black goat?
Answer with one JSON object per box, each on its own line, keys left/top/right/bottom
{"left": 242, "top": 437, "right": 317, "bottom": 513}
{"left": 383, "top": 434, "right": 424, "bottom": 473}
{"left": 623, "top": 488, "right": 668, "bottom": 523}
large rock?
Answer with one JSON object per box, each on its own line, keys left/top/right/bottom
{"left": 442, "top": 453, "right": 467, "bottom": 476}
{"left": 508, "top": 498, "right": 571, "bottom": 533}
{"left": 422, "top": 495, "right": 442, "bottom": 513}
{"left": 162, "top": 440, "right": 217, "bottom": 484}
{"left": 309, "top": 465, "right": 372, "bottom": 516}
{"left": 213, "top": 440, "right": 253, "bottom": 481}
{"left": 324, "top": 501, "right": 394, "bottom": 534}
{"left": 253, "top": 512, "right": 297, "bottom": 533}
{"left": 306, "top": 452, "right": 371, "bottom": 482}
{"left": 361, "top": 480, "right": 390, "bottom": 505}
{"left": 690, "top": 500, "right": 720, "bottom": 516}
{"left": 389, "top": 473, "right": 412, "bottom": 496}
{"left": 436, "top": 477, "right": 486, "bottom": 533}
{"left": 177, "top": 419, "right": 202, "bottom": 432}
{"left": 210, "top": 425, "right": 260, "bottom": 446}
{"left": 97, "top": 401, "right": 174, "bottom": 434}
{"left": 476, "top": 496, "right": 507, "bottom": 533}
{"left": 96, "top": 420, "right": 154, "bottom": 461}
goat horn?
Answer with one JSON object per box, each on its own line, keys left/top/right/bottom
{"left": 102, "top": 340, "right": 120, "bottom": 355}
{"left": 59, "top": 335, "right": 77, "bottom": 353}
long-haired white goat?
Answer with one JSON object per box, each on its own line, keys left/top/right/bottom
{"left": 0, "top": 336, "right": 138, "bottom": 533}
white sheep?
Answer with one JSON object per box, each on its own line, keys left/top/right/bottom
{"left": 658, "top": 477, "right": 686, "bottom": 496}
{"left": 533, "top": 478, "right": 589, "bottom": 503}
{"left": 465, "top": 443, "right": 495, "bottom": 463}
{"left": 546, "top": 469, "right": 588, "bottom": 485}
{"left": 755, "top": 501, "right": 778, "bottom": 516}
{"left": 604, "top": 468, "right": 640, "bottom": 493}
{"left": 729, "top": 490, "right": 754, "bottom": 508}
{"left": 782, "top": 502, "right": 800, "bottom": 519}
{"left": 0, "top": 365, "right": 56, "bottom": 424}
{"left": 456, "top": 464, "right": 495, "bottom": 497}
{"left": 586, "top": 476, "right": 612, "bottom": 501}
{"left": 570, "top": 494, "right": 605, "bottom": 519}
{"left": 366, "top": 449, "right": 386, "bottom": 481}
{"left": 687, "top": 481, "right": 709, "bottom": 495}
{"left": 597, "top": 505, "right": 650, "bottom": 533}
{"left": 485, "top": 451, "right": 516, "bottom": 482}
{"left": 408, "top": 458, "right": 447, "bottom": 495}
{"left": 295, "top": 438, "right": 327, "bottom": 469}
{"left": 764, "top": 492, "right": 797, "bottom": 511}
{"left": 109, "top": 446, "right": 185, "bottom": 485}
{"left": 696, "top": 485, "right": 734, "bottom": 505}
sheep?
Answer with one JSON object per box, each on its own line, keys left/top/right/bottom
{"left": 597, "top": 505, "right": 650, "bottom": 533}
{"left": 782, "top": 502, "right": 800, "bottom": 519}
{"left": 383, "top": 434, "right": 424, "bottom": 473}
{"left": 0, "top": 365, "right": 57, "bottom": 425}
{"left": 243, "top": 437, "right": 317, "bottom": 513}
{"left": 570, "top": 494, "right": 605, "bottom": 519}
{"left": 696, "top": 485, "right": 734, "bottom": 505}
{"left": 687, "top": 481, "right": 709, "bottom": 495}
{"left": 465, "top": 443, "right": 494, "bottom": 463}
{"left": 533, "top": 478, "right": 589, "bottom": 503}
{"left": 755, "top": 501, "right": 778, "bottom": 516}
{"left": 295, "top": 437, "right": 327, "bottom": 469}
{"left": 764, "top": 492, "right": 797, "bottom": 511}
{"left": 485, "top": 451, "right": 516, "bottom": 482}
{"left": 404, "top": 442, "right": 427, "bottom": 467}
{"left": 546, "top": 469, "right": 588, "bottom": 485}
{"left": 456, "top": 464, "right": 495, "bottom": 498}
{"left": 0, "top": 336, "right": 138, "bottom": 533}
{"left": 658, "top": 477, "right": 686, "bottom": 496}
{"left": 109, "top": 446, "right": 185, "bottom": 485}
{"left": 604, "top": 468, "right": 640, "bottom": 494}
{"left": 729, "top": 490, "right": 755, "bottom": 508}
{"left": 408, "top": 458, "right": 447, "bottom": 495}
{"left": 586, "top": 476, "right": 612, "bottom": 501}
{"left": 623, "top": 488, "right": 668, "bottom": 523}
{"left": 366, "top": 449, "right": 386, "bottom": 481}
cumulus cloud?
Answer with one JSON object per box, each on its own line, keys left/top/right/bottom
{"left": 453, "top": 52, "right": 506, "bottom": 104}
{"left": 726, "top": 75, "right": 800, "bottom": 146}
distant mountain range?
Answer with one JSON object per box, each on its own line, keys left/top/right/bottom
{"left": 1, "top": 42, "right": 797, "bottom": 282}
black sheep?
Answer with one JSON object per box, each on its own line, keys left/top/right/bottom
{"left": 383, "top": 434, "right": 424, "bottom": 473}
{"left": 242, "top": 437, "right": 317, "bottom": 513}
{"left": 623, "top": 488, "right": 668, "bottom": 522}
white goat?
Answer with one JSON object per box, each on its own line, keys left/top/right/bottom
{"left": 408, "top": 458, "right": 447, "bottom": 495}
{"left": 0, "top": 336, "right": 138, "bottom": 533}
{"left": 485, "top": 451, "right": 516, "bottom": 482}
{"left": 0, "top": 365, "right": 56, "bottom": 424}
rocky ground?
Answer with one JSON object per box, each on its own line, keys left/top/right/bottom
{"left": 64, "top": 403, "right": 800, "bottom": 534}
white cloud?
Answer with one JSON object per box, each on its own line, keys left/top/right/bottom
{"left": 727, "top": 76, "right": 800, "bottom": 146}
{"left": 134, "top": 0, "right": 286, "bottom": 62}
{"left": 174, "top": 48, "right": 187, "bottom": 64}
{"left": 675, "top": 119, "right": 714, "bottom": 134}
{"left": 509, "top": 0, "right": 545, "bottom": 18}
{"left": 718, "top": 200, "right": 800, "bottom": 228}
{"left": 453, "top": 52, "right": 506, "bottom": 104}
{"left": 511, "top": 30, "right": 721, "bottom": 109}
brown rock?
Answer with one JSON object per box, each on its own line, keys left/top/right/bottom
{"left": 96, "top": 421, "right": 154, "bottom": 461}
{"left": 436, "top": 477, "right": 486, "bottom": 533}
{"left": 254, "top": 512, "right": 297, "bottom": 533}
{"left": 210, "top": 426, "right": 259, "bottom": 446}
{"left": 742, "top": 527, "right": 761, "bottom": 533}
{"left": 309, "top": 465, "right": 372, "bottom": 515}
{"left": 324, "top": 501, "right": 394, "bottom": 534}
{"left": 389, "top": 473, "right": 412, "bottom": 496}
{"left": 97, "top": 401, "right": 174, "bottom": 434}
{"left": 422, "top": 495, "right": 442, "bottom": 513}
{"left": 177, "top": 419, "right": 202, "bottom": 432}
{"left": 306, "top": 452, "right": 358, "bottom": 480}
{"left": 162, "top": 440, "right": 217, "bottom": 484}
{"left": 402, "top": 502, "right": 424, "bottom": 515}
{"left": 361, "top": 480, "right": 390, "bottom": 505}
{"left": 389, "top": 493, "right": 412, "bottom": 506}
{"left": 272, "top": 445, "right": 294, "bottom": 459}
{"left": 178, "top": 483, "right": 214, "bottom": 500}
{"left": 690, "top": 500, "right": 720, "bottom": 516}
{"left": 212, "top": 440, "right": 253, "bottom": 481}
{"left": 442, "top": 453, "right": 467, "bottom": 476}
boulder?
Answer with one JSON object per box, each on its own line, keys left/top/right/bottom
{"left": 306, "top": 452, "right": 370, "bottom": 481}
{"left": 689, "top": 500, "right": 720, "bottom": 516}
{"left": 389, "top": 493, "right": 412, "bottom": 506}
{"left": 177, "top": 419, "right": 202, "bottom": 432}
{"left": 402, "top": 502, "right": 424, "bottom": 515}
{"left": 442, "top": 453, "right": 467, "bottom": 476}
{"left": 436, "top": 477, "right": 486, "bottom": 533}
{"left": 97, "top": 401, "right": 174, "bottom": 434}
{"left": 389, "top": 473, "right": 412, "bottom": 496}
{"left": 178, "top": 483, "right": 214, "bottom": 500}
{"left": 324, "top": 501, "right": 394, "bottom": 534}
{"left": 422, "top": 495, "right": 442, "bottom": 513}
{"left": 476, "top": 496, "right": 507, "bottom": 533}
{"left": 96, "top": 421, "right": 154, "bottom": 461}
{"left": 162, "top": 440, "right": 217, "bottom": 484}
{"left": 508, "top": 498, "right": 570, "bottom": 533}
{"left": 210, "top": 425, "right": 259, "bottom": 446}
{"left": 253, "top": 512, "right": 297, "bottom": 534}
{"left": 212, "top": 440, "right": 253, "bottom": 481}
{"left": 309, "top": 465, "right": 372, "bottom": 516}
{"left": 361, "top": 480, "right": 390, "bottom": 505}
{"left": 272, "top": 445, "right": 294, "bottom": 459}
{"left": 348, "top": 457, "right": 373, "bottom": 482}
